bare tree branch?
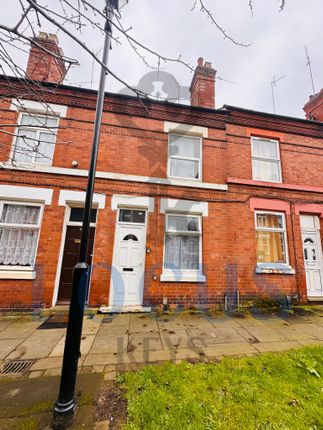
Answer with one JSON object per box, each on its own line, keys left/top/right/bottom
{"left": 193, "top": 0, "right": 252, "bottom": 47}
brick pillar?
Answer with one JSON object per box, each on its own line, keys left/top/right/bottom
{"left": 190, "top": 57, "right": 216, "bottom": 109}
{"left": 303, "top": 89, "right": 323, "bottom": 121}
{"left": 26, "top": 32, "right": 66, "bottom": 84}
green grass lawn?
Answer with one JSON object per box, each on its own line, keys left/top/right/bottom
{"left": 119, "top": 346, "right": 323, "bottom": 430}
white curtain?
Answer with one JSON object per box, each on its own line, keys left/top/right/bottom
{"left": 164, "top": 234, "right": 199, "bottom": 270}
{"left": 0, "top": 204, "right": 40, "bottom": 266}
{"left": 252, "top": 139, "right": 278, "bottom": 159}
{"left": 170, "top": 158, "right": 199, "bottom": 179}
{"left": 252, "top": 159, "right": 280, "bottom": 182}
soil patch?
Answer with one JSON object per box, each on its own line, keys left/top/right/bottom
{"left": 95, "top": 380, "right": 127, "bottom": 429}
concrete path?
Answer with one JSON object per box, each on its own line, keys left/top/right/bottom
{"left": 0, "top": 307, "right": 322, "bottom": 378}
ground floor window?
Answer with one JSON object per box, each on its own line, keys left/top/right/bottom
{"left": 255, "top": 211, "right": 288, "bottom": 264}
{"left": 163, "top": 213, "right": 202, "bottom": 272}
{"left": 0, "top": 202, "right": 42, "bottom": 268}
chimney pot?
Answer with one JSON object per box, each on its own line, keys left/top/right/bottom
{"left": 48, "top": 33, "right": 58, "bottom": 43}
{"left": 190, "top": 57, "right": 216, "bottom": 109}
{"left": 197, "top": 57, "right": 204, "bottom": 67}
{"left": 38, "top": 32, "right": 48, "bottom": 39}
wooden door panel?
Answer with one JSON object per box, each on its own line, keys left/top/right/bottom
{"left": 57, "top": 226, "right": 95, "bottom": 303}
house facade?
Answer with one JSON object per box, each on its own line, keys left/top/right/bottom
{"left": 0, "top": 33, "right": 323, "bottom": 311}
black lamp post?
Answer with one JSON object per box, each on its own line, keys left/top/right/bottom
{"left": 53, "top": 1, "right": 127, "bottom": 427}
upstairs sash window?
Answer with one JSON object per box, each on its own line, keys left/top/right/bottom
{"left": 12, "top": 114, "right": 58, "bottom": 164}
{"left": 168, "top": 134, "right": 201, "bottom": 180}
{"left": 251, "top": 137, "right": 282, "bottom": 182}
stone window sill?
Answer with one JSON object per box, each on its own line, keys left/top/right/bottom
{"left": 0, "top": 270, "right": 36, "bottom": 280}
{"left": 255, "top": 264, "right": 295, "bottom": 275}
{"left": 160, "top": 272, "right": 206, "bottom": 282}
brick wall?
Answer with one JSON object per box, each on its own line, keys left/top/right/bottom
{"left": 0, "top": 79, "right": 322, "bottom": 310}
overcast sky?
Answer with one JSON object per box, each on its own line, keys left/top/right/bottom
{"left": 3, "top": 0, "right": 323, "bottom": 118}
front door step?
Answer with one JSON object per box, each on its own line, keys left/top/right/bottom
{"left": 99, "top": 305, "right": 152, "bottom": 314}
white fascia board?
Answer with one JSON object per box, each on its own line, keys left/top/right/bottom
{"left": 111, "top": 195, "right": 154, "bottom": 212}
{"left": 0, "top": 164, "right": 228, "bottom": 192}
{"left": 164, "top": 121, "right": 208, "bottom": 138}
{"left": 10, "top": 98, "right": 67, "bottom": 117}
{"left": 160, "top": 198, "right": 208, "bottom": 216}
{"left": 0, "top": 185, "right": 53, "bottom": 204}
{"left": 58, "top": 190, "right": 106, "bottom": 209}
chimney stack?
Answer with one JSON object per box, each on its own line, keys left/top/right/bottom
{"left": 26, "top": 32, "right": 66, "bottom": 84}
{"left": 303, "top": 89, "right": 323, "bottom": 121}
{"left": 190, "top": 57, "right": 216, "bottom": 109}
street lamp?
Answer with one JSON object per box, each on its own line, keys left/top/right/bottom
{"left": 53, "top": 1, "right": 128, "bottom": 428}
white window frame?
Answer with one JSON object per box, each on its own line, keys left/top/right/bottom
{"left": 117, "top": 207, "right": 147, "bottom": 225}
{"left": 161, "top": 213, "right": 206, "bottom": 282}
{"left": 0, "top": 200, "right": 44, "bottom": 276}
{"left": 254, "top": 210, "right": 290, "bottom": 268}
{"left": 251, "top": 137, "right": 282, "bottom": 183}
{"left": 167, "top": 133, "right": 202, "bottom": 181}
{"left": 10, "top": 112, "right": 60, "bottom": 166}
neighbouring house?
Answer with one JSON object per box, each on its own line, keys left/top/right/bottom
{"left": 0, "top": 33, "right": 322, "bottom": 311}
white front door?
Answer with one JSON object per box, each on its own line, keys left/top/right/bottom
{"left": 110, "top": 209, "right": 147, "bottom": 308}
{"left": 300, "top": 215, "right": 323, "bottom": 298}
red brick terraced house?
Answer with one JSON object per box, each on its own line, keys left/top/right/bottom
{"left": 0, "top": 33, "right": 322, "bottom": 311}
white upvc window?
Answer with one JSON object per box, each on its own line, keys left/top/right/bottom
{"left": 255, "top": 211, "right": 289, "bottom": 265}
{"left": 161, "top": 213, "right": 205, "bottom": 282}
{"left": 0, "top": 201, "right": 43, "bottom": 271}
{"left": 168, "top": 134, "right": 202, "bottom": 180}
{"left": 12, "top": 113, "right": 59, "bottom": 165}
{"left": 251, "top": 137, "right": 282, "bottom": 183}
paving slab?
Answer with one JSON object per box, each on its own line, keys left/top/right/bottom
{"left": 84, "top": 351, "right": 144, "bottom": 366}
{"left": 100, "top": 314, "right": 130, "bottom": 326}
{"left": 49, "top": 334, "right": 95, "bottom": 357}
{"left": 146, "top": 348, "right": 178, "bottom": 363}
{"left": 308, "top": 316, "right": 323, "bottom": 327}
{"left": 295, "top": 323, "right": 323, "bottom": 340}
{"left": 182, "top": 316, "right": 215, "bottom": 330}
{"left": 0, "top": 318, "right": 43, "bottom": 339}
{"left": 187, "top": 327, "right": 246, "bottom": 346}
{"left": 253, "top": 340, "right": 301, "bottom": 353}
{"left": 96, "top": 325, "right": 129, "bottom": 337}
{"left": 157, "top": 316, "right": 193, "bottom": 331}
{"left": 233, "top": 315, "right": 269, "bottom": 328}
{"left": 203, "top": 342, "right": 258, "bottom": 357}
{"left": 82, "top": 316, "right": 103, "bottom": 335}
{"left": 90, "top": 335, "right": 128, "bottom": 354}
{"left": 233, "top": 326, "right": 259, "bottom": 343}
{"left": 0, "top": 338, "right": 25, "bottom": 360}
{"left": 274, "top": 324, "right": 316, "bottom": 341}
{"left": 0, "top": 318, "right": 19, "bottom": 333}
{"left": 129, "top": 314, "right": 159, "bottom": 333}
{"left": 160, "top": 329, "right": 192, "bottom": 350}
{"left": 172, "top": 347, "right": 208, "bottom": 361}
{"left": 297, "top": 339, "right": 323, "bottom": 347}
{"left": 128, "top": 333, "right": 163, "bottom": 351}
{"left": 208, "top": 317, "right": 243, "bottom": 329}
{"left": 7, "top": 329, "right": 64, "bottom": 360}
{"left": 241, "top": 324, "right": 287, "bottom": 342}
{"left": 30, "top": 355, "right": 85, "bottom": 371}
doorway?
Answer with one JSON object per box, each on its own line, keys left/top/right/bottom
{"left": 56, "top": 207, "right": 97, "bottom": 304}
{"left": 110, "top": 208, "right": 147, "bottom": 308}
{"left": 300, "top": 215, "right": 323, "bottom": 299}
